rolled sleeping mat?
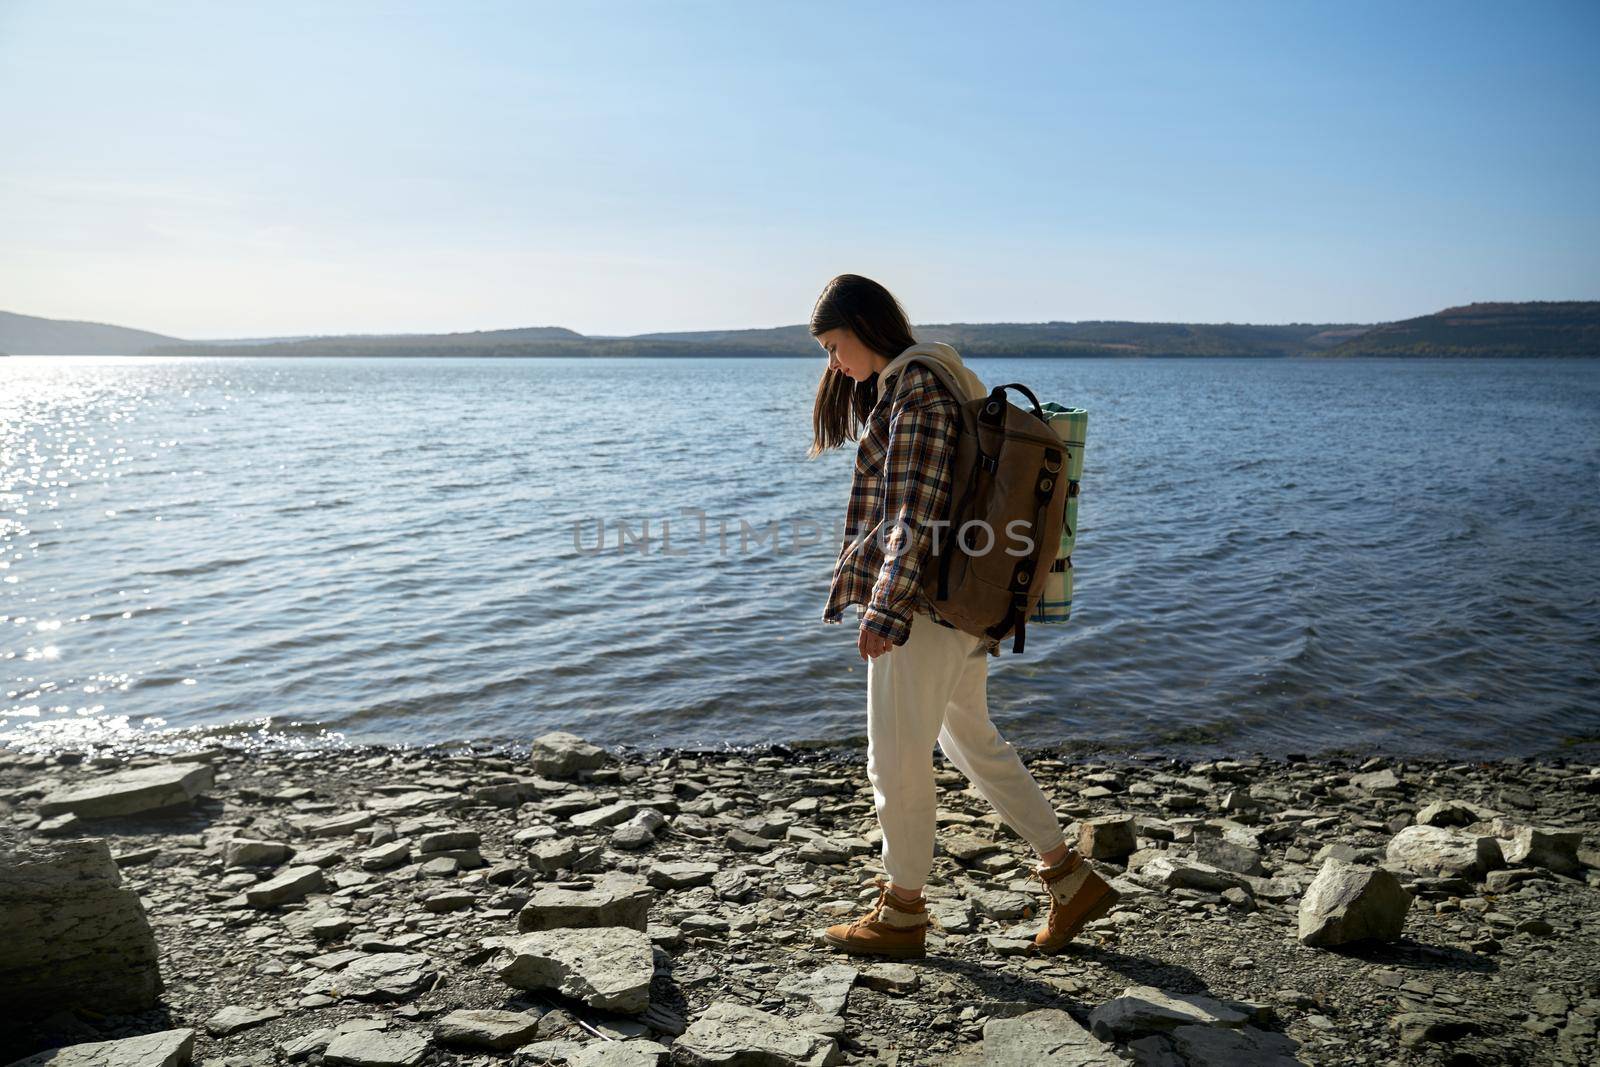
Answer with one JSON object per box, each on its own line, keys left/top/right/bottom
{"left": 1030, "top": 403, "right": 1087, "bottom": 624}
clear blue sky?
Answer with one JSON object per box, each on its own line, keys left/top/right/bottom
{"left": 1, "top": 0, "right": 1596, "bottom": 338}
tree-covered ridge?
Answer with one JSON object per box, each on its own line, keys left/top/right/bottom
{"left": 8, "top": 302, "right": 1597, "bottom": 359}
{"left": 142, "top": 320, "right": 1365, "bottom": 359}
{"left": 1319, "top": 301, "right": 1600, "bottom": 358}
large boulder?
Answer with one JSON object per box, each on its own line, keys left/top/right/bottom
{"left": 1297, "top": 858, "right": 1412, "bottom": 947}
{"left": 529, "top": 731, "right": 608, "bottom": 777}
{"left": 1076, "top": 815, "right": 1138, "bottom": 861}
{"left": 1494, "top": 822, "right": 1583, "bottom": 875}
{"left": 1385, "top": 825, "right": 1503, "bottom": 879}
{"left": 0, "top": 839, "right": 164, "bottom": 1015}
{"left": 38, "top": 764, "right": 213, "bottom": 819}
{"left": 5, "top": 1028, "right": 194, "bottom": 1067}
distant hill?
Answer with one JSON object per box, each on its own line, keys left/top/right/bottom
{"left": 165, "top": 324, "right": 587, "bottom": 352}
{"left": 1319, "top": 301, "right": 1600, "bottom": 358}
{"left": 145, "top": 320, "right": 1365, "bottom": 359}
{"left": 0, "top": 309, "right": 180, "bottom": 355}
{"left": 8, "top": 301, "right": 1597, "bottom": 359}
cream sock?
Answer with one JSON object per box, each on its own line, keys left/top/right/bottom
{"left": 879, "top": 893, "right": 929, "bottom": 928}
{"left": 1044, "top": 863, "right": 1092, "bottom": 903}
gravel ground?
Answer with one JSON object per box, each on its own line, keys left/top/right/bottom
{"left": 1, "top": 737, "right": 1596, "bottom": 1066}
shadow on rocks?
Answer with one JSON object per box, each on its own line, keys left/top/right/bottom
{"left": 916, "top": 953, "right": 1107, "bottom": 1012}
{"left": 1, "top": 1004, "right": 181, "bottom": 1064}
{"left": 1319, "top": 936, "right": 1497, "bottom": 976}
{"left": 66, "top": 795, "right": 229, "bottom": 842}
{"left": 1035, "top": 940, "right": 1210, "bottom": 993}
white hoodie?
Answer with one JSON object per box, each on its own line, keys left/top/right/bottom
{"left": 875, "top": 340, "right": 987, "bottom": 406}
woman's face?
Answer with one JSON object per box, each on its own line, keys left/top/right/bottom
{"left": 814, "top": 327, "right": 884, "bottom": 383}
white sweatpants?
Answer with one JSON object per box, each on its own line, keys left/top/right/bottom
{"left": 865, "top": 610, "right": 1067, "bottom": 890}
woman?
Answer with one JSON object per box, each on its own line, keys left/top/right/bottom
{"left": 807, "top": 273, "right": 1118, "bottom": 959}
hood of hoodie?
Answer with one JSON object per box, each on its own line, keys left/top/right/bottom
{"left": 876, "top": 341, "right": 987, "bottom": 406}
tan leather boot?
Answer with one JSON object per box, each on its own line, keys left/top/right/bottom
{"left": 1032, "top": 847, "right": 1119, "bottom": 953}
{"left": 821, "top": 877, "right": 942, "bottom": 959}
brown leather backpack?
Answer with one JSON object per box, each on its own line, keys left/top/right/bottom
{"left": 888, "top": 356, "right": 1070, "bottom": 654}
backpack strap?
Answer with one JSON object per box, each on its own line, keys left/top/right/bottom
{"left": 884, "top": 353, "right": 967, "bottom": 413}
{"left": 984, "top": 441, "right": 1064, "bottom": 653}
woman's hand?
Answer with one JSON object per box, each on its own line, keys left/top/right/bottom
{"left": 858, "top": 627, "right": 895, "bottom": 661}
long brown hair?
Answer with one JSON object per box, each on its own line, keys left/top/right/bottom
{"left": 807, "top": 274, "right": 919, "bottom": 457}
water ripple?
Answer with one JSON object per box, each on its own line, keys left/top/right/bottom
{"left": 1, "top": 353, "right": 1597, "bottom": 760}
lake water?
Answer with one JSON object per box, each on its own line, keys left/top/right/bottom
{"left": 2, "top": 354, "right": 1597, "bottom": 760}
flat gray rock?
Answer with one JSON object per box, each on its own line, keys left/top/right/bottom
{"left": 860, "top": 963, "right": 919, "bottom": 993}
{"left": 672, "top": 1001, "right": 842, "bottom": 1066}
{"left": 1088, "top": 985, "right": 1251, "bottom": 1041}
{"left": 646, "top": 861, "right": 718, "bottom": 889}
{"left": 1130, "top": 854, "right": 1249, "bottom": 893}
{"left": 0, "top": 839, "right": 163, "bottom": 1015}
{"left": 1385, "top": 825, "right": 1503, "bottom": 879}
{"left": 1193, "top": 836, "right": 1266, "bottom": 876}
{"left": 1350, "top": 767, "right": 1403, "bottom": 793}
{"left": 517, "top": 1040, "right": 585, "bottom": 1063}
{"left": 357, "top": 841, "right": 410, "bottom": 871}
{"left": 417, "top": 829, "right": 479, "bottom": 853}
{"left": 497, "top": 927, "right": 653, "bottom": 1014}
{"left": 777, "top": 963, "right": 858, "bottom": 1015}
{"left": 610, "top": 823, "right": 656, "bottom": 850}
{"left": 528, "top": 838, "right": 582, "bottom": 875}
{"left": 926, "top": 896, "right": 975, "bottom": 933}
{"left": 283, "top": 905, "right": 353, "bottom": 942}
{"left": 433, "top": 1008, "right": 540, "bottom": 1050}
{"left": 571, "top": 799, "right": 651, "bottom": 831}
{"left": 38, "top": 764, "right": 213, "bottom": 818}
{"left": 517, "top": 872, "right": 654, "bottom": 933}
{"left": 1389, "top": 1011, "right": 1479, "bottom": 1048}
{"left": 321, "top": 1029, "right": 429, "bottom": 1067}
{"left": 981, "top": 1008, "right": 1123, "bottom": 1065}
{"left": 5, "top": 1028, "right": 195, "bottom": 1067}
{"left": 224, "top": 839, "right": 290, "bottom": 867}
{"left": 291, "top": 812, "right": 375, "bottom": 838}
{"left": 966, "top": 886, "right": 1033, "bottom": 920}
{"left": 303, "top": 952, "right": 437, "bottom": 1002}
{"left": 363, "top": 791, "right": 460, "bottom": 815}
{"left": 569, "top": 1041, "right": 670, "bottom": 1066}
{"left": 246, "top": 865, "right": 325, "bottom": 908}
{"left": 1297, "top": 858, "right": 1411, "bottom": 947}
{"left": 530, "top": 730, "right": 608, "bottom": 777}
{"left": 204, "top": 1004, "right": 282, "bottom": 1036}
{"left": 942, "top": 833, "right": 1003, "bottom": 863}
{"left": 1168, "top": 1023, "right": 1304, "bottom": 1065}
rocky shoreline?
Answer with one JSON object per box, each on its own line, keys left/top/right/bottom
{"left": 2, "top": 734, "right": 1597, "bottom": 1067}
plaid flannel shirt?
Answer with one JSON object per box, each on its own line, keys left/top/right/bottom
{"left": 824, "top": 361, "right": 997, "bottom": 652}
